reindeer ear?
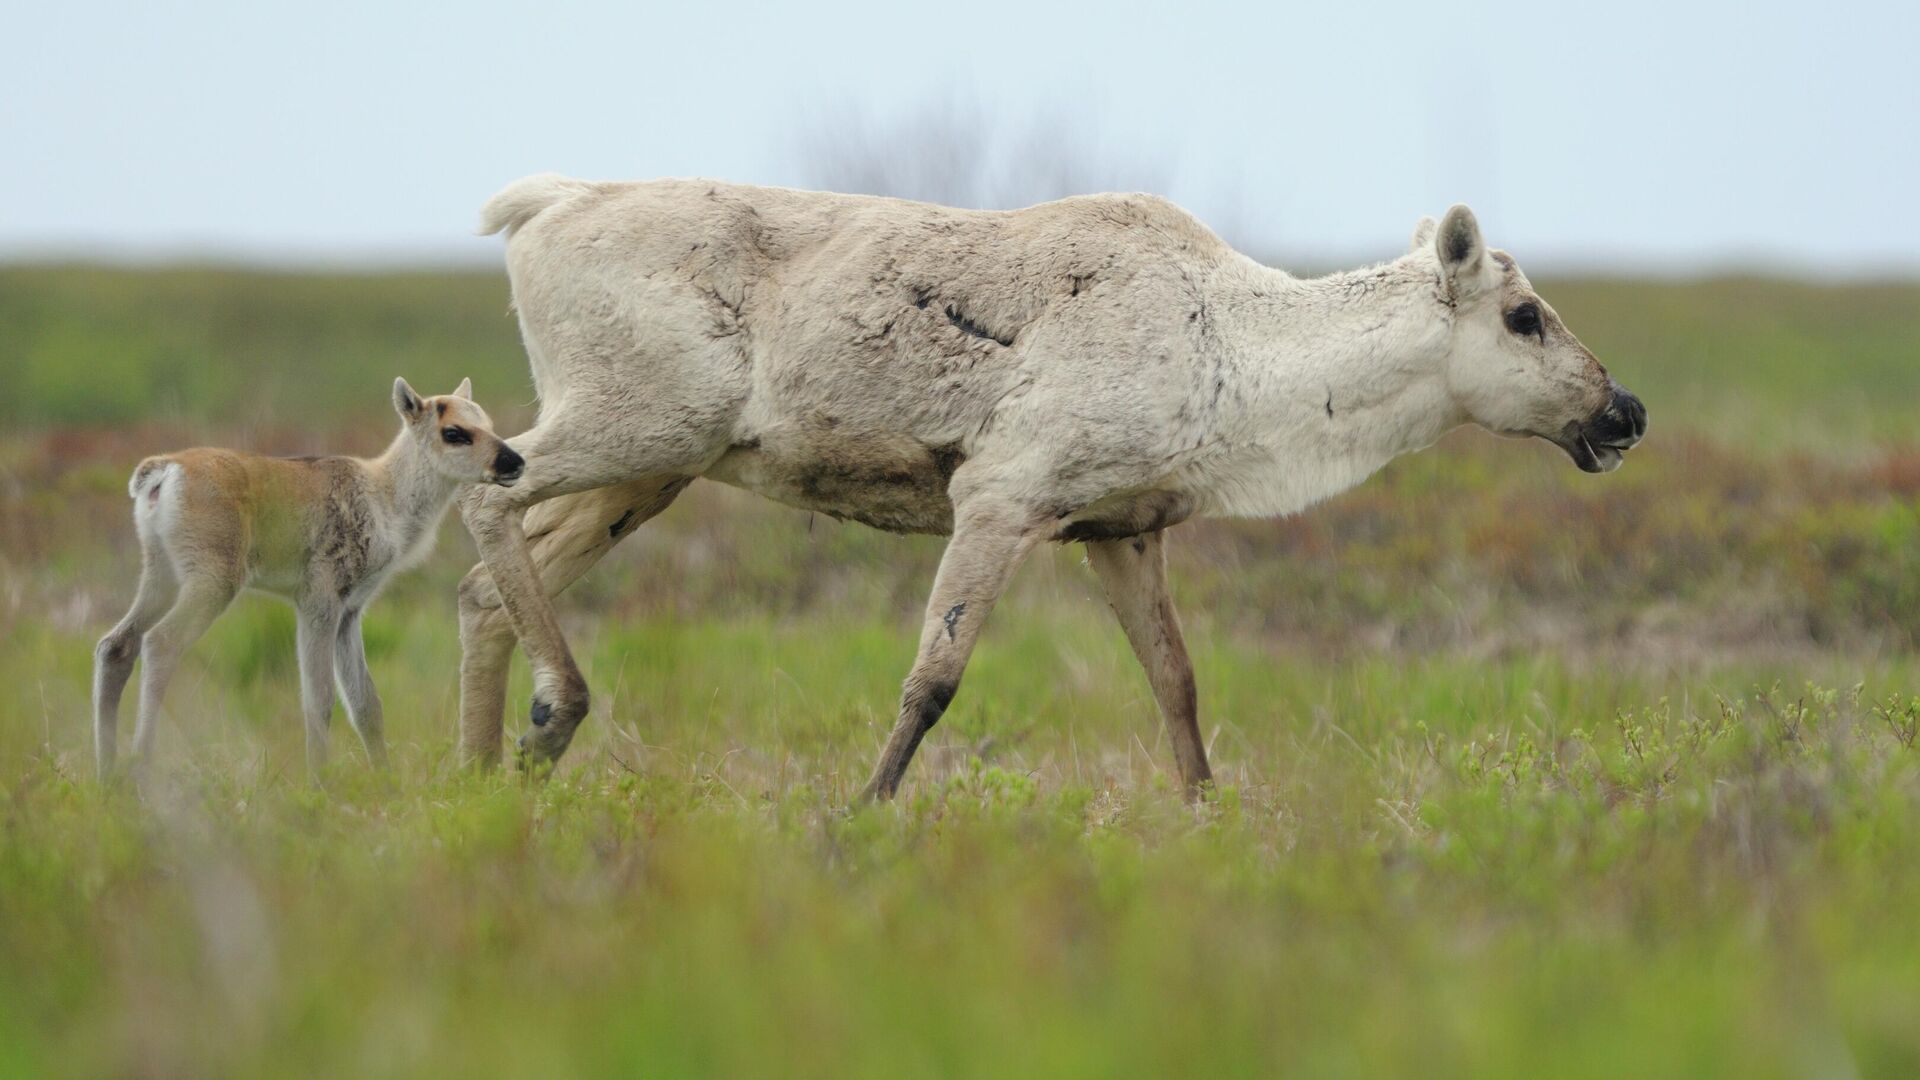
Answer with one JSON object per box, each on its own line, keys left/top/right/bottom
{"left": 453, "top": 377, "right": 473, "bottom": 401}
{"left": 1409, "top": 216, "right": 1438, "bottom": 254}
{"left": 1435, "top": 204, "right": 1487, "bottom": 292}
{"left": 393, "top": 377, "right": 423, "bottom": 420}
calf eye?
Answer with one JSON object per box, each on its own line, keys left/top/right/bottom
{"left": 441, "top": 427, "right": 472, "bottom": 445}
{"left": 1504, "top": 302, "right": 1543, "bottom": 341}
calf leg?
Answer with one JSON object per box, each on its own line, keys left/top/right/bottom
{"left": 296, "top": 603, "right": 341, "bottom": 777}
{"left": 858, "top": 496, "right": 1049, "bottom": 802}
{"left": 333, "top": 608, "right": 388, "bottom": 769}
{"left": 93, "top": 538, "right": 176, "bottom": 779}
{"left": 130, "top": 572, "right": 239, "bottom": 767}
{"left": 457, "top": 475, "right": 691, "bottom": 768}
{"left": 1084, "top": 530, "right": 1213, "bottom": 798}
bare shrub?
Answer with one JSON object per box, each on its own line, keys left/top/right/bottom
{"left": 792, "top": 99, "right": 1247, "bottom": 244}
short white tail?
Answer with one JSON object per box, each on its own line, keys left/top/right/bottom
{"left": 128, "top": 457, "right": 174, "bottom": 500}
{"left": 478, "top": 173, "right": 596, "bottom": 237}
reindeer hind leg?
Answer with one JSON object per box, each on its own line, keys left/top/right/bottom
{"left": 1084, "top": 530, "right": 1212, "bottom": 799}
{"left": 129, "top": 568, "right": 240, "bottom": 768}
{"left": 457, "top": 474, "right": 692, "bottom": 768}
{"left": 92, "top": 532, "right": 177, "bottom": 779}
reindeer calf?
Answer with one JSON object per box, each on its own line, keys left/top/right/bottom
{"left": 91, "top": 378, "right": 524, "bottom": 778}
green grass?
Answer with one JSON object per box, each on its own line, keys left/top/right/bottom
{"left": 0, "top": 267, "right": 532, "bottom": 432}
{"left": 4, "top": 266, "right": 1920, "bottom": 1076}
{"left": 4, "top": 613, "right": 1920, "bottom": 1077}
{"left": 7, "top": 595, "right": 1920, "bottom": 1077}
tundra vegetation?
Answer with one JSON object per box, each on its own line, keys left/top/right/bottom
{"left": 3, "top": 266, "right": 1920, "bottom": 1077}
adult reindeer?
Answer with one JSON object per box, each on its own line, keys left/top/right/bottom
{"left": 456, "top": 176, "right": 1646, "bottom": 801}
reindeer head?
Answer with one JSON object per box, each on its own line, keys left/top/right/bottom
{"left": 1418, "top": 206, "right": 1646, "bottom": 473}
{"left": 392, "top": 377, "right": 525, "bottom": 486}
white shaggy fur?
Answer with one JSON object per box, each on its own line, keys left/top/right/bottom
{"left": 455, "top": 177, "right": 1646, "bottom": 799}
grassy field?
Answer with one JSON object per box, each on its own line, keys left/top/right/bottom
{"left": 4, "top": 268, "right": 1920, "bottom": 1076}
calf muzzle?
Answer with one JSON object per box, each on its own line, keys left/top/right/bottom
{"left": 491, "top": 446, "right": 526, "bottom": 485}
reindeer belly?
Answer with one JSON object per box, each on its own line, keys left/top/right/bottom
{"left": 707, "top": 430, "right": 1199, "bottom": 543}
{"left": 1051, "top": 490, "right": 1197, "bottom": 543}
{"left": 705, "top": 429, "right": 964, "bottom": 536}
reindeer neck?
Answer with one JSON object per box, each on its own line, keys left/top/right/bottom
{"left": 1190, "top": 255, "right": 1466, "bottom": 516}
{"left": 367, "top": 431, "right": 461, "bottom": 541}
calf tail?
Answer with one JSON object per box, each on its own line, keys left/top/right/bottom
{"left": 478, "top": 173, "right": 597, "bottom": 238}
{"left": 128, "top": 457, "right": 185, "bottom": 538}
{"left": 128, "top": 456, "right": 173, "bottom": 500}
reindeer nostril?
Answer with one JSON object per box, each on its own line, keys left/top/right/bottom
{"left": 1604, "top": 388, "right": 1647, "bottom": 444}
{"left": 494, "top": 448, "right": 525, "bottom": 477}
{"left": 1624, "top": 395, "right": 1647, "bottom": 436}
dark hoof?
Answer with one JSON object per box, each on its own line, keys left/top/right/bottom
{"left": 515, "top": 715, "right": 577, "bottom": 770}
{"left": 515, "top": 686, "right": 586, "bottom": 773}
{"left": 513, "top": 737, "right": 557, "bottom": 779}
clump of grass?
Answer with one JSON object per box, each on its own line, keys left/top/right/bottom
{"left": 3, "top": 671, "right": 1919, "bottom": 1077}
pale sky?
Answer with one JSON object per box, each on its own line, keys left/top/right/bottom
{"left": 5, "top": 0, "right": 1916, "bottom": 274}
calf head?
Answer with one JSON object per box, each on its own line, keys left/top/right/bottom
{"left": 392, "top": 377, "right": 525, "bottom": 486}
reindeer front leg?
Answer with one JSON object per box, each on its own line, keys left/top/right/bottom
{"left": 333, "top": 607, "right": 389, "bottom": 769}
{"left": 859, "top": 494, "right": 1050, "bottom": 802}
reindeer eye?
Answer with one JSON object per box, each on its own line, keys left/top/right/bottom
{"left": 441, "top": 427, "right": 472, "bottom": 445}
{"left": 1504, "top": 302, "right": 1543, "bottom": 340}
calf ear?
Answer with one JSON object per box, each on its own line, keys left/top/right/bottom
{"left": 393, "top": 377, "right": 424, "bottom": 420}
{"left": 1435, "top": 204, "right": 1487, "bottom": 293}
{"left": 1409, "top": 216, "right": 1438, "bottom": 254}
{"left": 453, "top": 377, "right": 473, "bottom": 401}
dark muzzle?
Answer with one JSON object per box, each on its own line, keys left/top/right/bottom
{"left": 493, "top": 446, "right": 526, "bottom": 483}
{"left": 1551, "top": 381, "right": 1647, "bottom": 474}
{"left": 1589, "top": 383, "right": 1648, "bottom": 450}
